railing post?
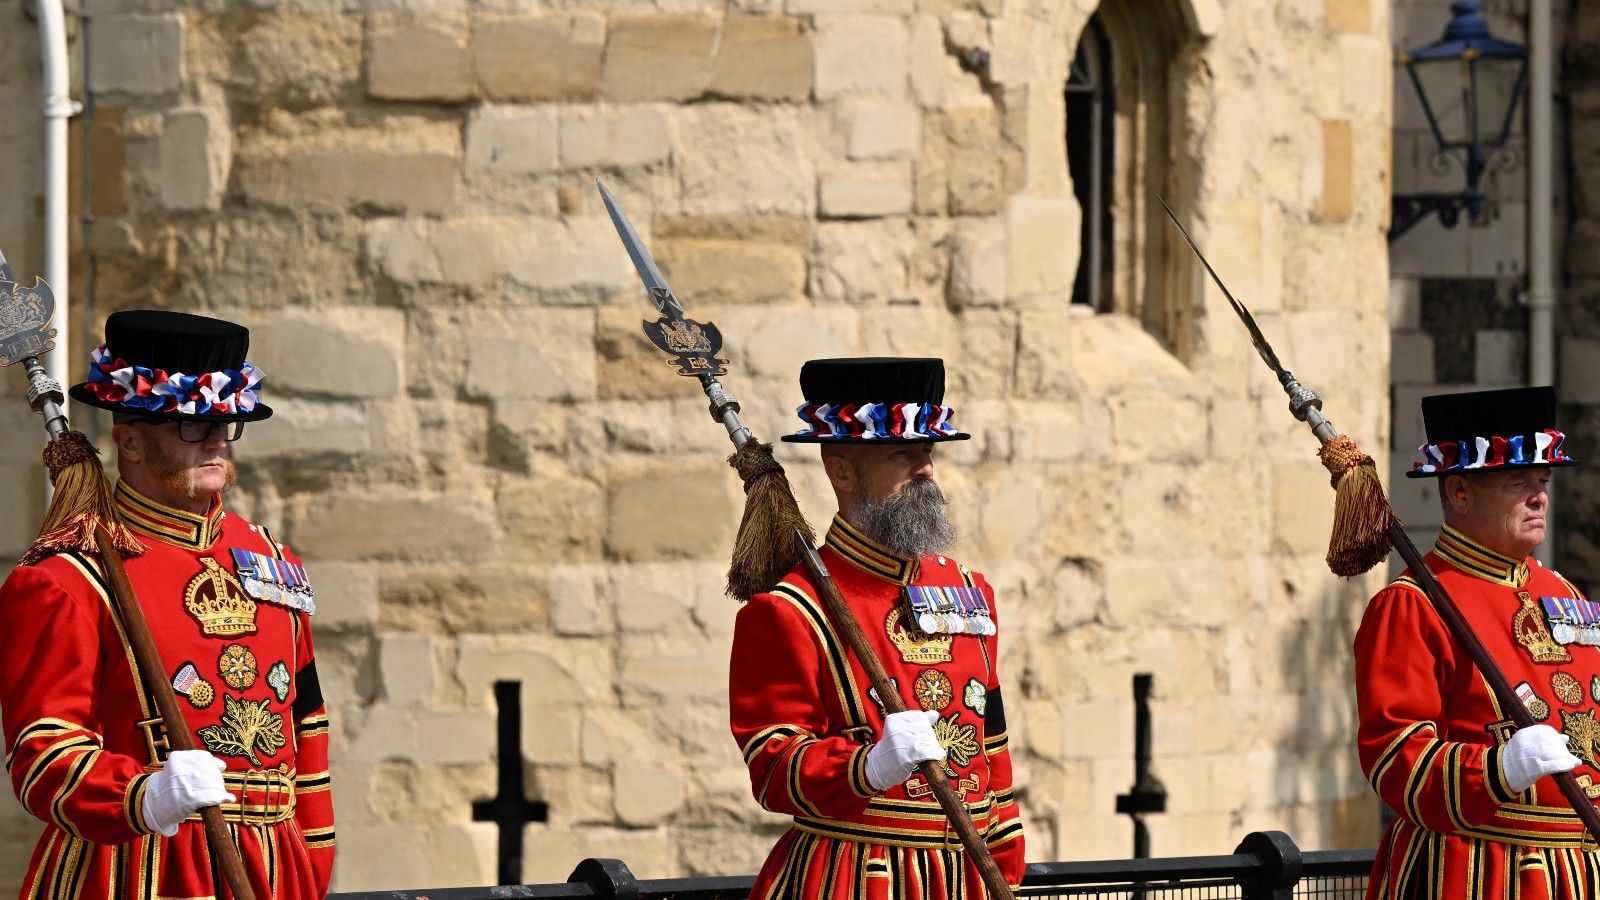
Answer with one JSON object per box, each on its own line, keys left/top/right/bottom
{"left": 1233, "top": 831, "right": 1304, "bottom": 900}
{"left": 566, "top": 858, "right": 640, "bottom": 900}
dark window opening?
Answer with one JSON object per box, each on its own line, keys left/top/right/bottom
{"left": 1067, "top": 18, "right": 1115, "bottom": 312}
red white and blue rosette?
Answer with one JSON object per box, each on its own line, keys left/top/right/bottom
{"left": 1407, "top": 429, "right": 1578, "bottom": 478}
{"left": 791, "top": 401, "right": 965, "bottom": 442}
{"left": 81, "top": 343, "right": 266, "bottom": 419}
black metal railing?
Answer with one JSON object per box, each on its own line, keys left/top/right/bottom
{"left": 332, "top": 831, "right": 1373, "bottom": 900}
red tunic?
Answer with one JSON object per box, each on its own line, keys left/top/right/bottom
{"left": 0, "top": 482, "right": 334, "bottom": 900}
{"left": 730, "top": 516, "right": 1025, "bottom": 900}
{"left": 1357, "top": 524, "right": 1600, "bottom": 899}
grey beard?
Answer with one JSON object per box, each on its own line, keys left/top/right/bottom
{"left": 851, "top": 478, "right": 955, "bottom": 559}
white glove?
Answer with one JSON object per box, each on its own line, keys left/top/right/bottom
{"left": 141, "top": 750, "right": 235, "bottom": 837}
{"left": 865, "top": 709, "right": 945, "bottom": 792}
{"left": 1501, "top": 724, "right": 1580, "bottom": 793}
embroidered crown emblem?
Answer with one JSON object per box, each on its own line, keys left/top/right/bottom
{"left": 885, "top": 608, "right": 952, "bottom": 665}
{"left": 184, "top": 557, "right": 258, "bottom": 636}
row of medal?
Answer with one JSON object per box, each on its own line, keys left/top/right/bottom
{"left": 231, "top": 549, "right": 317, "bottom": 615}
{"left": 903, "top": 584, "right": 996, "bottom": 636}
{"left": 1542, "top": 595, "right": 1600, "bottom": 646}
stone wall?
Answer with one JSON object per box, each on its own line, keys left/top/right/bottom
{"left": 0, "top": 0, "right": 1391, "bottom": 891}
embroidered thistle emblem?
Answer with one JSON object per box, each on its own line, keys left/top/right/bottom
{"left": 1561, "top": 708, "right": 1600, "bottom": 770}
{"left": 218, "top": 644, "right": 258, "bottom": 690}
{"left": 932, "top": 712, "right": 980, "bottom": 772}
{"left": 198, "top": 694, "right": 287, "bottom": 766}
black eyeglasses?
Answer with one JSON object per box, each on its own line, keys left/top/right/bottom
{"left": 133, "top": 419, "right": 245, "bottom": 443}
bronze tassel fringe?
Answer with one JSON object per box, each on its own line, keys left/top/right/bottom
{"left": 726, "top": 441, "right": 816, "bottom": 600}
{"left": 1319, "top": 434, "right": 1396, "bottom": 577}
{"left": 21, "top": 430, "right": 144, "bottom": 566}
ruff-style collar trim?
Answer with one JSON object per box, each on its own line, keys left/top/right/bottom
{"left": 825, "top": 515, "right": 919, "bottom": 585}
{"left": 1435, "top": 523, "right": 1530, "bottom": 588}
{"left": 115, "top": 481, "right": 225, "bottom": 550}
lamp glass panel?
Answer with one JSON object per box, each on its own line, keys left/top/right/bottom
{"left": 1412, "top": 58, "right": 1472, "bottom": 146}
{"left": 1475, "top": 57, "right": 1525, "bottom": 144}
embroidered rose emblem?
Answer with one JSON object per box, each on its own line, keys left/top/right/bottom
{"left": 219, "top": 644, "right": 258, "bottom": 690}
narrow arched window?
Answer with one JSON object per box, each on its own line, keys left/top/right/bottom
{"left": 1067, "top": 18, "right": 1115, "bottom": 312}
{"left": 1063, "top": 1, "right": 1198, "bottom": 360}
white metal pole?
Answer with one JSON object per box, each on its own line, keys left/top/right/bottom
{"left": 1528, "top": 0, "right": 1555, "bottom": 565}
{"left": 36, "top": 0, "right": 76, "bottom": 505}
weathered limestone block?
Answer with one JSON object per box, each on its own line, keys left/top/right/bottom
{"left": 717, "top": 304, "right": 858, "bottom": 378}
{"left": 930, "top": 106, "right": 1005, "bottom": 216}
{"left": 159, "top": 107, "right": 231, "bottom": 212}
{"left": 0, "top": 464, "right": 44, "bottom": 559}
{"left": 813, "top": 16, "right": 908, "bottom": 99}
{"left": 712, "top": 15, "right": 813, "bottom": 101}
{"left": 559, "top": 106, "right": 673, "bottom": 169}
{"left": 378, "top": 633, "right": 437, "bottom": 706}
{"left": 617, "top": 646, "right": 728, "bottom": 704}
{"left": 465, "top": 106, "right": 559, "bottom": 176}
{"left": 1319, "top": 118, "right": 1354, "bottom": 222}
{"left": 234, "top": 13, "right": 361, "bottom": 109}
{"left": 243, "top": 399, "right": 371, "bottom": 460}
{"left": 657, "top": 235, "right": 806, "bottom": 305}
{"left": 502, "top": 217, "right": 637, "bottom": 293}
{"left": 549, "top": 564, "right": 612, "bottom": 636}
{"left": 678, "top": 105, "right": 817, "bottom": 215}
{"left": 366, "top": 15, "right": 473, "bottom": 102}
{"left": 332, "top": 825, "right": 433, "bottom": 889}
{"left": 1010, "top": 401, "right": 1113, "bottom": 463}
{"left": 808, "top": 219, "right": 913, "bottom": 304}
{"left": 251, "top": 309, "right": 403, "bottom": 399}
{"left": 605, "top": 465, "right": 741, "bottom": 561}
{"left": 366, "top": 217, "right": 503, "bottom": 287}
{"left": 454, "top": 635, "right": 614, "bottom": 709}
{"left": 907, "top": 14, "right": 944, "bottom": 108}
{"left": 1004, "top": 194, "right": 1081, "bottom": 299}
{"left": 90, "top": 14, "right": 184, "bottom": 95}
{"left": 235, "top": 116, "right": 460, "bottom": 215}
{"left": 609, "top": 562, "right": 714, "bottom": 633}
{"left": 497, "top": 462, "right": 607, "bottom": 556}
{"left": 1271, "top": 460, "right": 1337, "bottom": 556}
{"left": 847, "top": 101, "right": 921, "bottom": 160}
{"left": 415, "top": 711, "right": 496, "bottom": 765}
{"left": 613, "top": 763, "right": 686, "bottom": 826}
{"left": 818, "top": 162, "right": 913, "bottom": 218}
{"left": 601, "top": 14, "right": 720, "bottom": 102}
{"left": 463, "top": 311, "right": 597, "bottom": 401}
{"left": 289, "top": 494, "right": 497, "bottom": 561}
{"left": 1109, "top": 394, "right": 1209, "bottom": 463}
{"left": 947, "top": 216, "right": 1007, "bottom": 308}
{"left": 301, "top": 561, "right": 379, "bottom": 630}
{"left": 473, "top": 13, "right": 605, "bottom": 102}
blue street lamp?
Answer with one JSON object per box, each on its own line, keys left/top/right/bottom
{"left": 1391, "top": 1, "right": 1528, "bottom": 240}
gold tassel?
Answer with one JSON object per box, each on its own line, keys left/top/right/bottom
{"left": 1319, "top": 434, "right": 1397, "bottom": 577}
{"left": 21, "top": 430, "right": 144, "bottom": 566}
{"left": 726, "top": 441, "right": 816, "bottom": 600}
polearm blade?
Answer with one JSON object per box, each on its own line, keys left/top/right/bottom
{"left": 595, "top": 179, "right": 746, "bottom": 447}
{"left": 1156, "top": 197, "right": 1335, "bottom": 443}
{"left": 596, "top": 180, "right": 684, "bottom": 320}
{"left": 1156, "top": 196, "right": 1283, "bottom": 375}
{"left": 1161, "top": 201, "right": 1600, "bottom": 846}
{"left": 0, "top": 246, "right": 13, "bottom": 284}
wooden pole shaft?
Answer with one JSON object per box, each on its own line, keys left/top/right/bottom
{"left": 94, "top": 523, "right": 259, "bottom": 900}
{"left": 1386, "top": 521, "right": 1600, "bottom": 841}
{"left": 792, "top": 533, "right": 1016, "bottom": 900}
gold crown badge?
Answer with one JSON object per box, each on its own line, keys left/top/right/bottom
{"left": 886, "top": 607, "right": 952, "bottom": 665}
{"left": 184, "top": 557, "right": 258, "bottom": 637}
